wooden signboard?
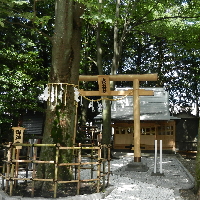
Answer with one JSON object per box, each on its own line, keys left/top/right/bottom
{"left": 12, "top": 127, "right": 25, "bottom": 149}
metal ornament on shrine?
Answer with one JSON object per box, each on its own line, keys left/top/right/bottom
{"left": 78, "top": 74, "right": 158, "bottom": 162}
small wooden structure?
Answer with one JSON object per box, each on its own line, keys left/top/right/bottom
{"left": 79, "top": 126, "right": 102, "bottom": 144}
{"left": 175, "top": 112, "right": 198, "bottom": 151}
{"left": 112, "top": 121, "right": 175, "bottom": 150}
{"left": 22, "top": 111, "right": 44, "bottom": 135}
{"left": 111, "top": 87, "right": 176, "bottom": 151}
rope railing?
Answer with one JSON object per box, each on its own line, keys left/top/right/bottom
{"left": 0, "top": 143, "right": 111, "bottom": 198}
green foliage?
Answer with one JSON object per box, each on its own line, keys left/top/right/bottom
{"left": 0, "top": 47, "right": 48, "bottom": 123}
{"left": 0, "top": 42, "right": 46, "bottom": 125}
{"left": 0, "top": 0, "right": 55, "bottom": 37}
{"left": 80, "top": 0, "right": 200, "bottom": 115}
{"left": 81, "top": 1, "right": 115, "bottom": 25}
{"left": 0, "top": 0, "right": 199, "bottom": 126}
{"left": 0, "top": 0, "right": 53, "bottom": 124}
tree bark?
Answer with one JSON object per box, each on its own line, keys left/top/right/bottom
{"left": 97, "top": 0, "right": 121, "bottom": 148}
{"left": 36, "top": 0, "right": 83, "bottom": 192}
{"left": 101, "top": 0, "right": 121, "bottom": 148}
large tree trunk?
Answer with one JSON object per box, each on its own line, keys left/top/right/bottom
{"left": 36, "top": 0, "right": 83, "bottom": 192}
{"left": 101, "top": 0, "right": 120, "bottom": 148}
{"left": 96, "top": 0, "right": 112, "bottom": 147}
{"left": 97, "top": 0, "right": 121, "bottom": 148}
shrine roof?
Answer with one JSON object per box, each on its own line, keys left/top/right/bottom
{"left": 111, "top": 87, "right": 170, "bottom": 121}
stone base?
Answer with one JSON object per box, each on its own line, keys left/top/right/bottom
{"left": 134, "top": 157, "right": 141, "bottom": 162}
{"left": 151, "top": 172, "right": 165, "bottom": 176}
{"left": 125, "top": 161, "right": 149, "bottom": 172}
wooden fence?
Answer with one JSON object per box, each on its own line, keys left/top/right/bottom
{"left": 0, "top": 143, "right": 111, "bottom": 198}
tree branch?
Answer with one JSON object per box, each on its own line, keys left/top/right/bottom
{"left": 5, "top": 20, "right": 52, "bottom": 42}
{"left": 87, "top": 56, "right": 97, "bottom": 66}
{"left": 136, "top": 15, "right": 200, "bottom": 26}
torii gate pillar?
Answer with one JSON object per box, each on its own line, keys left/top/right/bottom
{"left": 79, "top": 74, "right": 158, "bottom": 162}
{"left": 133, "top": 79, "right": 141, "bottom": 162}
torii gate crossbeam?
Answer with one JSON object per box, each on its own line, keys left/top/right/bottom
{"left": 79, "top": 74, "right": 158, "bottom": 162}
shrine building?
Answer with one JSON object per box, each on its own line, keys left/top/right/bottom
{"left": 95, "top": 87, "right": 178, "bottom": 151}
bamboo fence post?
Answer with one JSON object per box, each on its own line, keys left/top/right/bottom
{"left": 54, "top": 144, "right": 59, "bottom": 198}
{"left": 5, "top": 143, "right": 12, "bottom": 192}
{"left": 102, "top": 145, "right": 106, "bottom": 191}
{"left": 31, "top": 145, "right": 37, "bottom": 197}
{"left": 2, "top": 146, "right": 7, "bottom": 189}
{"left": 10, "top": 145, "right": 16, "bottom": 196}
{"left": 107, "top": 145, "right": 111, "bottom": 187}
{"left": 14, "top": 148, "right": 20, "bottom": 187}
{"left": 77, "top": 143, "right": 81, "bottom": 195}
{"left": 91, "top": 144, "right": 94, "bottom": 179}
{"left": 97, "top": 146, "right": 101, "bottom": 193}
{"left": 25, "top": 144, "right": 31, "bottom": 183}
{"left": 74, "top": 148, "right": 77, "bottom": 180}
{"left": 73, "top": 99, "right": 78, "bottom": 145}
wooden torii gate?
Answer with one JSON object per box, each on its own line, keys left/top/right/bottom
{"left": 79, "top": 74, "right": 158, "bottom": 162}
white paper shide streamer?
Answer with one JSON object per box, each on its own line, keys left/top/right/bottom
{"left": 39, "top": 83, "right": 80, "bottom": 106}
{"left": 97, "top": 102, "right": 103, "bottom": 112}
{"left": 88, "top": 100, "right": 95, "bottom": 112}
{"left": 74, "top": 87, "right": 80, "bottom": 102}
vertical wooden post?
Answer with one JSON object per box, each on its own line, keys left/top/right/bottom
{"left": 91, "top": 144, "right": 94, "bottom": 179}
{"left": 54, "top": 144, "right": 59, "bottom": 198}
{"left": 25, "top": 144, "right": 31, "bottom": 183}
{"left": 2, "top": 146, "right": 7, "bottom": 189}
{"left": 97, "top": 146, "right": 101, "bottom": 193}
{"left": 133, "top": 79, "right": 141, "bottom": 162}
{"left": 31, "top": 145, "right": 37, "bottom": 198}
{"left": 107, "top": 145, "right": 111, "bottom": 187}
{"left": 15, "top": 149, "right": 20, "bottom": 187}
{"left": 102, "top": 145, "right": 106, "bottom": 191}
{"left": 74, "top": 148, "right": 77, "bottom": 180}
{"left": 77, "top": 143, "right": 81, "bottom": 195}
{"left": 73, "top": 101, "right": 78, "bottom": 145}
{"left": 5, "top": 143, "right": 12, "bottom": 192}
{"left": 10, "top": 146, "right": 16, "bottom": 196}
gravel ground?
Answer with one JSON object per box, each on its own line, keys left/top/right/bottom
{"left": 68, "top": 152, "right": 198, "bottom": 200}
{"left": 0, "top": 152, "right": 197, "bottom": 200}
{"left": 102, "top": 152, "right": 195, "bottom": 200}
{"left": 65, "top": 152, "right": 197, "bottom": 200}
{"left": 176, "top": 154, "right": 197, "bottom": 200}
